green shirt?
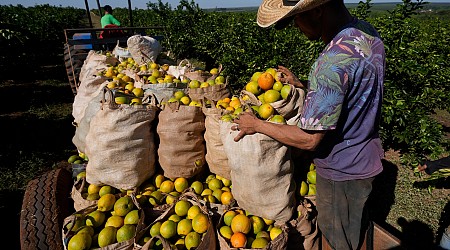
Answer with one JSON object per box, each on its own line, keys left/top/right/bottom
{"left": 101, "top": 14, "right": 120, "bottom": 28}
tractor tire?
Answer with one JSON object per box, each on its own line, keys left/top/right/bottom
{"left": 64, "top": 44, "right": 85, "bottom": 96}
{"left": 20, "top": 167, "right": 74, "bottom": 250}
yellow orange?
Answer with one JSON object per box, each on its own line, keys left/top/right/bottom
{"left": 192, "top": 213, "right": 209, "bottom": 234}
{"left": 231, "top": 214, "right": 251, "bottom": 234}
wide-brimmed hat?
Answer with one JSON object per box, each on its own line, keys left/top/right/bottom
{"left": 257, "top": 0, "right": 332, "bottom": 28}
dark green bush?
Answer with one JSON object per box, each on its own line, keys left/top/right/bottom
{"left": 1, "top": 0, "right": 449, "bottom": 161}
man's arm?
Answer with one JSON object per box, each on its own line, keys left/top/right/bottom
{"left": 233, "top": 112, "right": 326, "bottom": 151}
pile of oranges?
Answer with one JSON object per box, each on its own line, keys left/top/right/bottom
{"left": 219, "top": 208, "right": 283, "bottom": 249}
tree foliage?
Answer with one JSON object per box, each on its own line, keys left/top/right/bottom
{"left": 0, "top": 0, "right": 449, "bottom": 162}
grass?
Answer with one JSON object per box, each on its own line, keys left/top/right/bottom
{"left": 378, "top": 151, "right": 450, "bottom": 246}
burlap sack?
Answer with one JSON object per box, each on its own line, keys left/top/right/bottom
{"left": 156, "top": 102, "right": 206, "bottom": 179}
{"left": 62, "top": 196, "right": 146, "bottom": 250}
{"left": 142, "top": 82, "right": 187, "bottom": 105}
{"left": 188, "top": 83, "right": 231, "bottom": 103}
{"left": 71, "top": 178, "right": 97, "bottom": 211}
{"left": 202, "top": 103, "right": 231, "bottom": 180}
{"left": 287, "top": 199, "right": 319, "bottom": 250}
{"left": 166, "top": 59, "right": 192, "bottom": 80}
{"left": 127, "top": 35, "right": 162, "bottom": 65}
{"left": 270, "top": 86, "right": 306, "bottom": 125}
{"left": 85, "top": 88, "right": 158, "bottom": 190}
{"left": 219, "top": 121, "right": 296, "bottom": 223}
{"left": 184, "top": 64, "right": 223, "bottom": 86}
{"left": 112, "top": 40, "right": 132, "bottom": 59}
{"left": 72, "top": 90, "right": 105, "bottom": 153}
{"left": 73, "top": 51, "right": 118, "bottom": 124}
{"left": 137, "top": 235, "right": 171, "bottom": 250}
{"left": 217, "top": 207, "right": 289, "bottom": 250}
{"left": 136, "top": 192, "right": 216, "bottom": 250}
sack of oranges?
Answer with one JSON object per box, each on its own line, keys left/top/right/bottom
{"left": 62, "top": 194, "right": 146, "bottom": 250}
{"left": 137, "top": 192, "right": 216, "bottom": 250}
{"left": 217, "top": 207, "right": 289, "bottom": 249}
{"left": 156, "top": 101, "right": 206, "bottom": 179}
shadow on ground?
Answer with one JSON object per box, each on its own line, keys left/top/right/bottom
{"left": 1, "top": 77, "right": 75, "bottom": 250}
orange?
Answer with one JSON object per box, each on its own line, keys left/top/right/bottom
{"left": 223, "top": 210, "right": 237, "bottom": 226}
{"left": 159, "top": 180, "right": 175, "bottom": 193}
{"left": 192, "top": 213, "right": 209, "bottom": 234}
{"left": 251, "top": 71, "right": 263, "bottom": 82}
{"left": 212, "top": 189, "right": 223, "bottom": 202}
{"left": 116, "top": 224, "right": 136, "bottom": 243}
{"left": 265, "top": 68, "right": 277, "bottom": 77}
{"left": 226, "top": 106, "right": 234, "bottom": 112}
{"left": 229, "top": 99, "right": 241, "bottom": 109}
{"left": 149, "top": 221, "right": 162, "bottom": 237}
{"left": 299, "top": 181, "right": 309, "bottom": 196}
{"left": 231, "top": 214, "right": 251, "bottom": 234}
{"left": 258, "top": 103, "right": 275, "bottom": 120}
{"left": 190, "top": 181, "right": 204, "bottom": 195}
{"left": 264, "top": 89, "right": 281, "bottom": 103}
{"left": 251, "top": 237, "right": 269, "bottom": 248}
{"left": 308, "top": 184, "right": 316, "bottom": 196}
{"left": 230, "top": 232, "right": 247, "bottom": 248}
{"left": 220, "top": 191, "right": 233, "bottom": 205}
{"left": 174, "top": 177, "right": 189, "bottom": 193}
{"left": 245, "top": 81, "right": 261, "bottom": 95}
{"left": 273, "top": 81, "right": 283, "bottom": 91}
{"left": 269, "top": 114, "right": 286, "bottom": 124}
{"left": 257, "top": 72, "right": 275, "bottom": 91}
{"left": 187, "top": 205, "right": 201, "bottom": 220}
{"left": 177, "top": 218, "right": 193, "bottom": 236}
{"left": 175, "top": 200, "right": 192, "bottom": 217}
{"left": 208, "top": 178, "right": 223, "bottom": 190}
{"left": 160, "top": 220, "right": 177, "bottom": 239}
{"left": 270, "top": 226, "right": 283, "bottom": 240}
{"left": 219, "top": 225, "right": 233, "bottom": 240}
{"left": 307, "top": 170, "right": 317, "bottom": 184}
{"left": 222, "top": 97, "right": 231, "bottom": 103}
{"left": 185, "top": 231, "right": 201, "bottom": 250}
{"left": 250, "top": 216, "right": 265, "bottom": 234}
{"left": 280, "top": 84, "right": 291, "bottom": 100}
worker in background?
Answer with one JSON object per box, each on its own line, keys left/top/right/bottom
{"left": 101, "top": 5, "right": 121, "bottom": 28}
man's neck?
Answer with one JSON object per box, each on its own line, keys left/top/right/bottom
{"left": 321, "top": 5, "right": 353, "bottom": 44}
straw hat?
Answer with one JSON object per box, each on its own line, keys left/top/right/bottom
{"left": 257, "top": 0, "right": 332, "bottom": 28}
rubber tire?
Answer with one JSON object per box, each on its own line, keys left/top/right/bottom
{"left": 64, "top": 44, "right": 84, "bottom": 96}
{"left": 20, "top": 167, "right": 74, "bottom": 250}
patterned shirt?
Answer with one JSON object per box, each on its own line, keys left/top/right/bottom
{"left": 298, "top": 18, "right": 385, "bottom": 181}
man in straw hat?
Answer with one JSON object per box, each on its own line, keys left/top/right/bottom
{"left": 233, "top": 0, "right": 385, "bottom": 249}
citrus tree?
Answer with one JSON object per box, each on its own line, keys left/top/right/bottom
{"left": 1, "top": 0, "right": 449, "bottom": 162}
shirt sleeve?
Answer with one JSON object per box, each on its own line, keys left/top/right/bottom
{"left": 110, "top": 15, "right": 121, "bottom": 26}
{"left": 298, "top": 59, "right": 348, "bottom": 131}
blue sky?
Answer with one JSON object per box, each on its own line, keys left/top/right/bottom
{"left": 2, "top": 0, "right": 450, "bottom": 9}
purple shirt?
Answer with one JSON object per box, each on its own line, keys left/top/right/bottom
{"left": 298, "top": 18, "right": 385, "bottom": 181}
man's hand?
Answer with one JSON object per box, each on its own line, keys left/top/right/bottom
{"left": 232, "top": 112, "right": 262, "bottom": 142}
{"left": 277, "top": 65, "right": 306, "bottom": 89}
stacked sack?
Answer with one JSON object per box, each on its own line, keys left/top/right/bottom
{"left": 65, "top": 43, "right": 319, "bottom": 250}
